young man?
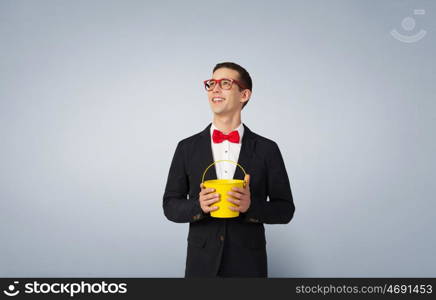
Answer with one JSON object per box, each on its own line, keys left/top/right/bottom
{"left": 163, "top": 62, "right": 295, "bottom": 277}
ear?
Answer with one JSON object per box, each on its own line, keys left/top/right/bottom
{"left": 240, "top": 89, "right": 251, "bottom": 103}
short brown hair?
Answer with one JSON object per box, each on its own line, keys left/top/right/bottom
{"left": 213, "top": 62, "right": 252, "bottom": 109}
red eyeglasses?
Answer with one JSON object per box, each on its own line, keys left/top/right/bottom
{"left": 203, "top": 78, "right": 246, "bottom": 91}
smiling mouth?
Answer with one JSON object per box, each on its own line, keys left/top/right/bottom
{"left": 212, "top": 97, "right": 225, "bottom": 103}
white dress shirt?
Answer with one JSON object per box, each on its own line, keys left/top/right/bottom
{"left": 210, "top": 123, "right": 244, "bottom": 180}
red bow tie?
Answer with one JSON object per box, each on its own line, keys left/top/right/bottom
{"left": 212, "top": 129, "right": 240, "bottom": 144}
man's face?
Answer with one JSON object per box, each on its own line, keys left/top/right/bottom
{"left": 207, "top": 68, "right": 249, "bottom": 116}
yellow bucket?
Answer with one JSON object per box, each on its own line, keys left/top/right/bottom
{"left": 202, "top": 160, "right": 247, "bottom": 218}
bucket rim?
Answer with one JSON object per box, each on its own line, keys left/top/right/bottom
{"left": 203, "top": 179, "right": 245, "bottom": 185}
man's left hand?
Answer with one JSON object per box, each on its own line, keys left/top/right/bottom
{"left": 227, "top": 174, "right": 251, "bottom": 213}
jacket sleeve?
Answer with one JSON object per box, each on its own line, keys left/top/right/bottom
{"left": 163, "top": 141, "right": 206, "bottom": 223}
{"left": 242, "top": 142, "right": 295, "bottom": 224}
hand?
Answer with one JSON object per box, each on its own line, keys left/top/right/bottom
{"left": 227, "top": 174, "right": 251, "bottom": 213}
{"left": 199, "top": 183, "right": 220, "bottom": 214}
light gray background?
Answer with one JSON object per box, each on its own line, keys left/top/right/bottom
{"left": 1, "top": 0, "right": 435, "bottom": 277}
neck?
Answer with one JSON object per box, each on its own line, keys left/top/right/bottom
{"left": 212, "top": 113, "right": 242, "bottom": 134}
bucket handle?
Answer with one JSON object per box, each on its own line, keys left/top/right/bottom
{"left": 201, "top": 160, "right": 247, "bottom": 186}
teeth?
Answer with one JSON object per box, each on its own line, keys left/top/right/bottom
{"left": 212, "top": 98, "right": 224, "bottom": 102}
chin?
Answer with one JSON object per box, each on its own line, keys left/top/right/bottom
{"left": 210, "top": 106, "right": 224, "bottom": 114}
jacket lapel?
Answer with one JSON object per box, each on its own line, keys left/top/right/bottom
{"left": 234, "top": 124, "right": 255, "bottom": 180}
{"left": 197, "top": 123, "right": 218, "bottom": 182}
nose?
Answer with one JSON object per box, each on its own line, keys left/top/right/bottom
{"left": 212, "top": 82, "right": 222, "bottom": 92}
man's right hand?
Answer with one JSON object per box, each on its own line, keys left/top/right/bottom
{"left": 199, "top": 183, "right": 220, "bottom": 214}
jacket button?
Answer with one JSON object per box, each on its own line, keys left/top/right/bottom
{"left": 220, "top": 235, "right": 224, "bottom": 241}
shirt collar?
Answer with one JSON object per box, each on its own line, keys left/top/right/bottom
{"left": 210, "top": 122, "right": 244, "bottom": 144}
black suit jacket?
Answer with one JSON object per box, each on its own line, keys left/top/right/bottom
{"left": 163, "top": 123, "right": 295, "bottom": 277}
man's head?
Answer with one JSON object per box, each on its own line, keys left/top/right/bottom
{"left": 204, "top": 62, "right": 252, "bottom": 116}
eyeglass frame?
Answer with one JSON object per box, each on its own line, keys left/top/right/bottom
{"left": 203, "top": 78, "right": 247, "bottom": 91}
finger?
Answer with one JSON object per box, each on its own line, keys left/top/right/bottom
{"left": 206, "top": 206, "right": 219, "bottom": 212}
{"left": 203, "top": 189, "right": 215, "bottom": 195}
{"left": 227, "top": 197, "right": 241, "bottom": 205}
{"left": 227, "top": 190, "right": 242, "bottom": 199}
{"left": 200, "top": 195, "right": 216, "bottom": 204}
{"left": 231, "top": 187, "right": 244, "bottom": 193}
{"left": 229, "top": 205, "right": 241, "bottom": 212}
{"left": 204, "top": 197, "right": 220, "bottom": 206}
{"left": 200, "top": 188, "right": 215, "bottom": 196}
{"left": 205, "top": 193, "right": 219, "bottom": 201}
